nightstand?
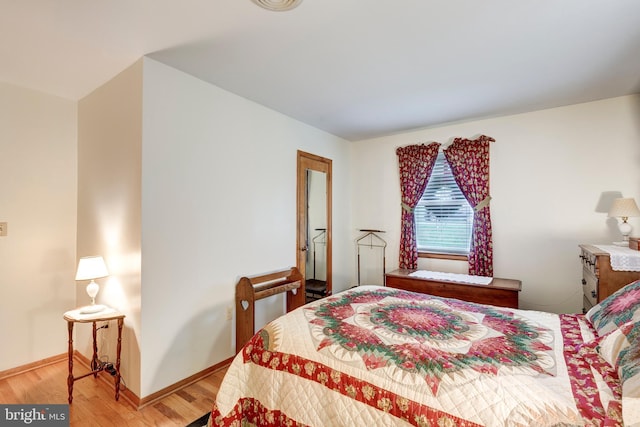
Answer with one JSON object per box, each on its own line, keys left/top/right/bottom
{"left": 63, "top": 307, "right": 125, "bottom": 404}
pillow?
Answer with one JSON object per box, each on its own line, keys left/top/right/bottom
{"left": 597, "top": 322, "right": 635, "bottom": 367}
{"left": 597, "top": 321, "right": 640, "bottom": 424}
{"left": 586, "top": 279, "right": 640, "bottom": 336}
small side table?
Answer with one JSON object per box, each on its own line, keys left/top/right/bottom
{"left": 63, "top": 307, "right": 125, "bottom": 404}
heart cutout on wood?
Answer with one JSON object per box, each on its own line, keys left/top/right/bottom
{"left": 241, "top": 300, "right": 249, "bottom": 311}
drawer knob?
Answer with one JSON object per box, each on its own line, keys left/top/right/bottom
{"left": 581, "top": 279, "right": 586, "bottom": 285}
{"left": 591, "top": 290, "right": 597, "bottom": 298}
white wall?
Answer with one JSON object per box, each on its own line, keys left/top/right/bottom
{"left": 77, "top": 61, "right": 143, "bottom": 395}
{"left": 352, "top": 95, "right": 640, "bottom": 313}
{"left": 139, "top": 58, "right": 352, "bottom": 397}
{"left": 6, "top": 54, "right": 638, "bottom": 402}
{"left": 0, "top": 83, "right": 77, "bottom": 371}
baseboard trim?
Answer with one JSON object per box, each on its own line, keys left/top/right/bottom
{"left": 2, "top": 352, "right": 232, "bottom": 410}
{"left": 73, "top": 351, "right": 140, "bottom": 409}
{"left": 0, "top": 353, "right": 67, "bottom": 381}
{"left": 137, "top": 357, "right": 233, "bottom": 409}
{"left": 74, "top": 351, "right": 233, "bottom": 410}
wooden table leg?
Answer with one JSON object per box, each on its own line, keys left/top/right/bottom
{"left": 115, "top": 318, "right": 123, "bottom": 401}
{"left": 91, "top": 321, "right": 99, "bottom": 377}
{"left": 66, "top": 321, "right": 74, "bottom": 404}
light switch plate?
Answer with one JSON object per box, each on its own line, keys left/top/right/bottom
{"left": 0, "top": 222, "right": 6, "bottom": 236}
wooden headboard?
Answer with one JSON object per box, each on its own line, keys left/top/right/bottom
{"left": 235, "top": 267, "right": 305, "bottom": 353}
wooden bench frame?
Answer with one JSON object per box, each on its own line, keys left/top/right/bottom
{"left": 235, "top": 267, "right": 305, "bottom": 353}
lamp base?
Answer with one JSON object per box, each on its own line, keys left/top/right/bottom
{"left": 79, "top": 304, "right": 106, "bottom": 314}
{"left": 619, "top": 221, "right": 632, "bottom": 241}
{"left": 613, "top": 241, "right": 629, "bottom": 247}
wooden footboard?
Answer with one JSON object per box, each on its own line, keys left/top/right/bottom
{"left": 235, "top": 267, "right": 305, "bottom": 353}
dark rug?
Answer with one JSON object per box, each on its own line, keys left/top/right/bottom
{"left": 185, "top": 413, "right": 209, "bottom": 427}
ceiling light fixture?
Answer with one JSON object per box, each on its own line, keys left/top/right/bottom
{"left": 251, "top": 0, "right": 303, "bottom": 12}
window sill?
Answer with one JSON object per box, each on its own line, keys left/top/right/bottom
{"left": 418, "top": 252, "right": 468, "bottom": 261}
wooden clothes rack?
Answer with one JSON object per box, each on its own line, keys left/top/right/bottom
{"left": 306, "top": 228, "right": 328, "bottom": 302}
{"left": 356, "top": 229, "right": 387, "bottom": 285}
{"left": 310, "top": 228, "right": 326, "bottom": 281}
{"left": 235, "top": 267, "right": 305, "bottom": 353}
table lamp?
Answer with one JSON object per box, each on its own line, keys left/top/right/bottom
{"left": 608, "top": 197, "right": 640, "bottom": 243}
{"left": 75, "top": 256, "right": 109, "bottom": 314}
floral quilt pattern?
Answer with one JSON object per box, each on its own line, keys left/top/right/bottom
{"left": 212, "top": 286, "right": 624, "bottom": 426}
{"left": 305, "top": 288, "right": 554, "bottom": 395}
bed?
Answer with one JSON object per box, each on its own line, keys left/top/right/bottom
{"left": 210, "top": 280, "right": 640, "bottom": 426}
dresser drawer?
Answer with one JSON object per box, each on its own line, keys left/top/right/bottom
{"left": 582, "top": 268, "right": 598, "bottom": 311}
{"left": 580, "top": 248, "right": 598, "bottom": 276}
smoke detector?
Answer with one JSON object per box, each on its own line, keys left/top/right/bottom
{"left": 251, "top": 0, "right": 303, "bottom": 12}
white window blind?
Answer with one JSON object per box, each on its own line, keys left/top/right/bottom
{"left": 415, "top": 152, "right": 473, "bottom": 255}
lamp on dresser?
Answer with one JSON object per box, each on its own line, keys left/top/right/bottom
{"left": 608, "top": 197, "right": 640, "bottom": 243}
{"left": 75, "top": 255, "right": 109, "bottom": 314}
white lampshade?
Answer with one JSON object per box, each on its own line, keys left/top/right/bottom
{"left": 75, "top": 256, "right": 108, "bottom": 281}
{"left": 608, "top": 198, "right": 640, "bottom": 219}
{"left": 608, "top": 198, "right": 640, "bottom": 242}
{"left": 75, "top": 256, "right": 109, "bottom": 314}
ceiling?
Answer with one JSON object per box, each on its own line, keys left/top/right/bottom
{"left": 2, "top": 1, "right": 640, "bottom": 141}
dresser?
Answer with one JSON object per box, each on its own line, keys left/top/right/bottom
{"left": 385, "top": 269, "right": 521, "bottom": 309}
{"left": 579, "top": 244, "right": 640, "bottom": 313}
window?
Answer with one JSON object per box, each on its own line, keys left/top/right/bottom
{"left": 414, "top": 152, "right": 473, "bottom": 255}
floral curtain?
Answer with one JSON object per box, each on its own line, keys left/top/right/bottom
{"left": 396, "top": 143, "right": 441, "bottom": 269}
{"left": 443, "top": 135, "right": 494, "bottom": 276}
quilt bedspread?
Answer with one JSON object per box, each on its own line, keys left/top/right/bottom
{"left": 211, "top": 286, "right": 622, "bottom": 426}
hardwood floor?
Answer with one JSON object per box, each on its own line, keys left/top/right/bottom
{"left": 0, "top": 358, "right": 228, "bottom": 426}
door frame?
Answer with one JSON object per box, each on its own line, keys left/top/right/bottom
{"left": 296, "top": 150, "right": 332, "bottom": 296}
